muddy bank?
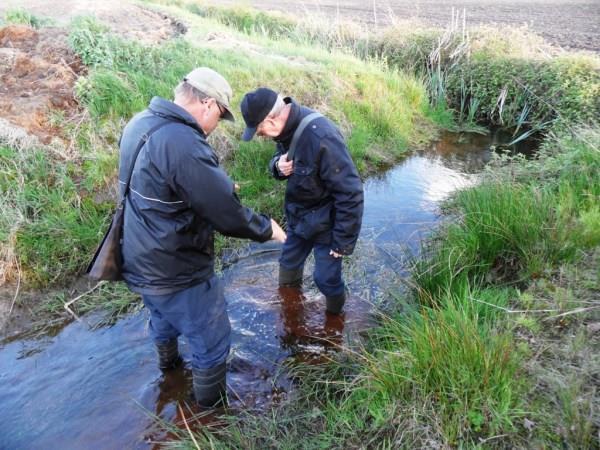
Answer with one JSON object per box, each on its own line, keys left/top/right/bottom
{"left": 213, "top": 0, "right": 600, "bottom": 52}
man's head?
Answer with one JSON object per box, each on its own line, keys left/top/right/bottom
{"left": 240, "top": 88, "right": 289, "bottom": 141}
{"left": 174, "top": 67, "right": 234, "bottom": 135}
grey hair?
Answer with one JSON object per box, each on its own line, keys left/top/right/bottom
{"left": 173, "top": 81, "right": 209, "bottom": 103}
{"left": 267, "top": 95, "right": 286, "bottom": 118}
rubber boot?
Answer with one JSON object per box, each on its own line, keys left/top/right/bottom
{"left": 192, "top": 362, "right": 227, "bottom": 408}
{"left": 279, "top": 266, "right": 303, "bottom": 288}
{"left": 156, "top": 339, "right": 182, "bottom": 370}
{"left": 325, "top": 292, "right": 346, "bottom": 315}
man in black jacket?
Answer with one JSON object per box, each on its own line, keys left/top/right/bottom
{"left": 118, "top": 68, "right": 286, "bottom": 407}
{"left": 240, "top": 88, "right": 363, "bottom": 315}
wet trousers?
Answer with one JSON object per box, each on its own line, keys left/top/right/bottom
{"left": 141, "top": 275, "right": 231, "bottom": 370}
{"left": 279, "top": 229, "right": 345, "bottom": 297}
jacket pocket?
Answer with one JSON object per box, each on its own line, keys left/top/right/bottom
{"left": 290, "top": 163, "right": 322, "bottom": 202}
{"left": 294, "top": 201, "right": 333, "bottom": 240}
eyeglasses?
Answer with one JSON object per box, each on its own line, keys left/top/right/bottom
{"left": 201, "top": 99, "right": 227, "bottom": 121}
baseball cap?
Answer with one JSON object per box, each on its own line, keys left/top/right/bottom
{"left": 183, "top": 67, "right": 235, "bottom": 122}
{"left": 240, "top": 87, "right": 278, "bottom": 141}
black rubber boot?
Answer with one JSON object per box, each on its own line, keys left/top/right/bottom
{"left": 192, "top": 362, "right": 227, "bottom": 408}
{"left": 279, "top": 266, "right": 303, "bottom": 287}
{"left": 325, "top": 292, "right": 346, "bottom": 315}
{"left": 156, "top": 339, "right": 182, "bottom": 370}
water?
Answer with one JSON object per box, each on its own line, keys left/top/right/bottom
{"left": 0, "top": 131, "right": 535, "bottom": 449}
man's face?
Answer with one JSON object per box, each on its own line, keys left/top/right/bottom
{"left": 201, "top": 98, "right": 226, "bottom": 135}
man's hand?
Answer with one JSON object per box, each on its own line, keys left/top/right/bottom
{"left": 270, "top": 219, "right": 287, "bottom": 243}
{"left": 329, "top": 249, "right": 342, "bottom": 258}
{"left": 277, "top": 153, "right": 294, "bottom": 177}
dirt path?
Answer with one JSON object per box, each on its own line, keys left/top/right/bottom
{"left": 213, "top": 0, "right": 600, "bottom": 52}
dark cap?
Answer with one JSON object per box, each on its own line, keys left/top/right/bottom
{"left": 240, "top": 87, "right": 278, "bottom": 141}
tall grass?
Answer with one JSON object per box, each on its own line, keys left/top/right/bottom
{"left": 414, "top": 127, "right": 599, "bottom": 304}
{"left": 0, "top": 146, "right": 112, "bottom": 286}
{"left": 183, "top": 3, "right": 600, "bottom": 132}
{"left": 367, "top": 290, "right": 518, "bottom": 442}
{"left": 413, "top": 184, "right": 568, "bottom": 305}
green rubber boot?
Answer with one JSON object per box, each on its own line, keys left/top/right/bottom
{"left": 156, "top": 339, "right": 182, "bottom": 370}
{"left": 279, "top": 266, "right": 303, "bottom": 288}
{"left": 192, "top": 362, "right": 227, "bottom": 408}
{"left": 325, "top": 292, "right": 346, "bottom": 315}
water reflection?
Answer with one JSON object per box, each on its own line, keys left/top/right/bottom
{"left": 279, "top": 287, "right": 345, "bottom": 351}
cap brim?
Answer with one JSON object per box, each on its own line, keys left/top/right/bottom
{"left": 222, "top": 106, "right": 235, "bottom": 122}
{"left": 242, "top": 126, "right": 257, "bottom": 141}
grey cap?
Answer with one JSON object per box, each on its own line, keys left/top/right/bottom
{"left": 183, "top": 67, "right": 235, "bottom": 122}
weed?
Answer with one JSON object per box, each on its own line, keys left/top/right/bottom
{"left": 3, "top": 9, "right": 52, "bottom": 28}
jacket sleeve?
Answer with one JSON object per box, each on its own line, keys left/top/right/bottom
{"left": 269, "top": 142, "right": 290, "bottom": 180}
{"left": 318, "top": 135, "right": 364, "bottom": 255}
{"left": 169, "top": 133, "right": 273, "bottom": 242}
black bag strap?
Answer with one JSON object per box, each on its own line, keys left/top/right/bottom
{"left": 123, "top": 121, "right": 171, "bottom": 198}
{"left": 287, "top": 112, "right": 323, "bottom": 162}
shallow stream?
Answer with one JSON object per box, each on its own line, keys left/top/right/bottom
{"left": 0, "top": 130, "right": 535, "bottom": 449}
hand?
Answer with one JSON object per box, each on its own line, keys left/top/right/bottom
{"left": 329, "top": 249, "right": 343, "bottom": 258}
{"left": 277, "top": 153, "right": 294, "bottom": 176}
{"left": 234, "top": 183, "right": 240, "bottom": 192}
{"left": 270, "top": 219, "right": 287, "bottom": 243}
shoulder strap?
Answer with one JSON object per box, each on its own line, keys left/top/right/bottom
{"left": 123, "top": 121, "right": 171, "bottom": 198}
{"left": 287, "top": 112, "right": 323, "bottom": 161}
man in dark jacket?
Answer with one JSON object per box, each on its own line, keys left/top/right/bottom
{"left": 240, "top": 88, "right": 363, "bottom": 315}
{"left": 118, "top": 68, "right": 286, "bottom": 408}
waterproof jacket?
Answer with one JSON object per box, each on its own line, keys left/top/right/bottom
{"left": 119, "top": 97, "right": 272, "bottom": 295}
{"left": 269, "top": 98, "right": 363, "bottom": 255}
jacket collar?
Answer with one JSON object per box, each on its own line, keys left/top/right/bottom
{"left": 148, "top": 96, "right": 206, "bottom": 137}
{"left": 275, "top": 97, "right": 302, "bottom": 148}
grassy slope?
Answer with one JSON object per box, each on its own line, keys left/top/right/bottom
{"left": 0, "top": 6, "right": 437, "bottom": 315}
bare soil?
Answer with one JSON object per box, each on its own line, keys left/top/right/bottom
{"left": 214, "top": 0, "right": 600, "bottom": 52}
{"left": 0, "top": 1, "right": 186, "bottom": 144}
{"left": 0, "top": 0, "right": 186, "bottom": 45}
{"left": 0, "top": 25, "right": 83, "bottom": 144}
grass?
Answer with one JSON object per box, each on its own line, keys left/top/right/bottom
{"left": 2, "top": 9, "right": 53, "bottom": 28}
{"left": 399, "top": 128, "right": 599, "bottom": 445}
{"left": 182, "top": 3, "right": 600, "bottom": 132}
{"left": 0, "top": 145, "right": 113, "bottom": 287}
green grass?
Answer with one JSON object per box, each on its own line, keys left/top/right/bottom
{"left": 2, "top": 9, "right": 52, "bottom": 28}
{"left": 365, "top": 290, "right": 519, "bottom": 443}
{"left": 0, "top": 146, "right": 113, "bottom": 287}
{"left": 413, "top": 128, "right": 599, "bottom": 305}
